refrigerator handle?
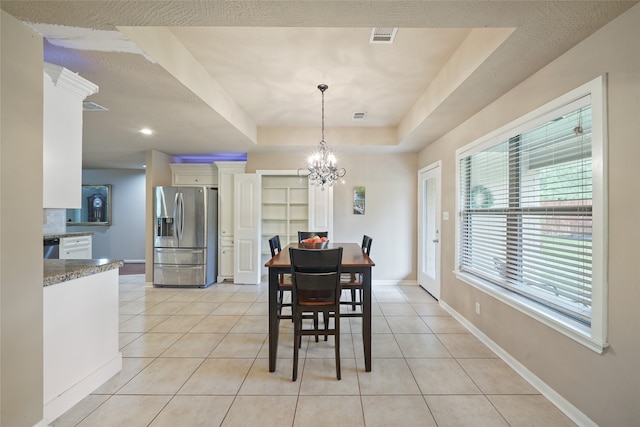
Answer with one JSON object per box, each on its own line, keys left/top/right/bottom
{"left": 173, "top": 191, "right": 180, "bottom": 240}
{"left": 178, "top": 192, "right": 185, "bottom": 240}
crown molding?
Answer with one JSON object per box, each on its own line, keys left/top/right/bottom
{"left": 43, "top": 62, "right": 98, "bottom": 98}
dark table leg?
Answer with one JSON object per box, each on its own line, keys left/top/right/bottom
{"left": 362, "top": 267, "right": 372, "bottom": 372}
{"left": 268, "top": 268, "right": 279, "bottom": 372}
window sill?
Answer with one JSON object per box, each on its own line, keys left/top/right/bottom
{"left": 454, "top": 270, "right": 607, "bottom": 354}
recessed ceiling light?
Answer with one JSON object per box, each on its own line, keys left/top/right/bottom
{"left": 140, "top": 128, "right": 153, "bottom": 135}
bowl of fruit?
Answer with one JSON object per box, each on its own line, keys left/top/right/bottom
{"left": 299, "top": 235, "right": 329, "bottom": 249}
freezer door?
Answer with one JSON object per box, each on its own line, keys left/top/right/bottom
{"left": 154, "top": 248, "right": 206, "bottom": 265}
{"left": 153, "top": 264, "right": 208, "bottom": 287}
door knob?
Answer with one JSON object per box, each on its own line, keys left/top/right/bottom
{"left": 432, "top": 239, "right": 439, "bottom": 243}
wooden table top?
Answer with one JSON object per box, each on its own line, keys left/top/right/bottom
{"left": 264, "top": 242, "right": 375, "bottom": 268}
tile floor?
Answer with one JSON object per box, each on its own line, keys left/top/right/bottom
{"left": 52, "top": 275, "right": 576, "bottom": 427}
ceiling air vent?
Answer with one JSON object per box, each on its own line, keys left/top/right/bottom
{"left": 83, "top": 101, "right": 108, "bottom": 111}
{"left": 352, "top": 112, "right": 367, "bottom": 121}
{"left": 370, "top": 27, "right": 398, "bottom": 44}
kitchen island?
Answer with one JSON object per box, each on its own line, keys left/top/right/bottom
{"left": 43, "top": 259, "right": 123, "bottom": 424}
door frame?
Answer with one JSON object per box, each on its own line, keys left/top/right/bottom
{"left": 417, "top": 161, "right": 442, "bottom": 300}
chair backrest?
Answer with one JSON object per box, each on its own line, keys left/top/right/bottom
{"left": 298, "top": 231, "right": 328, "bottom": 241}
{"left": 289, "top": 247, "right": 343, "bottom": 304}
{"left": 268, "top": 235, "right": 282, "bottom": 257}
{"left": 362, "top": 235, "right": 373, "bottom": 256}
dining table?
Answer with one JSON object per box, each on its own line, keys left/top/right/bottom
{"left": 264, "top": 242, "right": 375, "bottom": 373}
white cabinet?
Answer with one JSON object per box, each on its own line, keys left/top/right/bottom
{"left": 60, "top": 235, "right": 92, "bottom": 259}
{"left": 261, "top": 175, "right": 309, "bottom": 266}
{"left": 215, "top": 161, "right": 246, "bottom": 281}
{"left": 43, "top": 63, "right": 98, "bottom": 208}
{"left": 170, "top": 163, "right": 218, "bottom": 187}
{"left": 219, "top": 237, "right": 234, "bottom": 281}
{"left": 43, "top": 268, "right": 121, "bottom": 423}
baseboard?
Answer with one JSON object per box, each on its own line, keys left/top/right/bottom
{"left": 372, "top": 279, "right": 418, "bottom": 286}
{"left": 439, "top": 301, "right": 597, "bottom": 427}
{"left": 123, "top": 259, "right": 145, "bottom": 263}
{"left": 43, "top": 353, "right": 122, "bottom": 424}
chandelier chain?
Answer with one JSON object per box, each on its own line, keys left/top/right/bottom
{"left": 320, "top": 84, "right": 325, "bottom": 144}
{"left": 297, "top": 84, "right": 346, "bottom": 189}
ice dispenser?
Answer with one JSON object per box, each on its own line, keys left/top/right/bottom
{"left": 157, "top": 217, "right": 174, "bottom": 237}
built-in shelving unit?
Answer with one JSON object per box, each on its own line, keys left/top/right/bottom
{"left": 261, "top": 174, "right": 308, "bottom": 265}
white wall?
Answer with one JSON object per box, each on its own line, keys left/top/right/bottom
{"left": 72, "top": 170, "right": 146, "bottom": 261}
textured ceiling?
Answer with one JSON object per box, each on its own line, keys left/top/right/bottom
{"left": 1, "top": 1, "right": 637, "bottom": 169}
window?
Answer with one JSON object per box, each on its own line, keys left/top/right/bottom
{"left": 455, "top": 76, "right": 607, "bottom": 352}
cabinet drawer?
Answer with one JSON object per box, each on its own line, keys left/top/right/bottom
{"left": 61, "top": 236, "right": 92, "bottom": 249}
{"left": 153, "top": 265, "right": 206, "bottom": 286}
{"left": 61, "top": 246, "right": 92, "bottom": 259}
{"left": 220, "top": 237, "right": 234, "bottom": 247}
{"left": 154, "top": 248, "right": 206, "bottom": 264}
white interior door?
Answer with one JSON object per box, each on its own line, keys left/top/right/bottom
{"left": 234, "top": 173, "right": 261, "bottom": 284}
{"left": 418, "top": 162, "right": 441, "bottom": 299}
{"left": 308, "top": 184, "right": 333, "bottom": 240}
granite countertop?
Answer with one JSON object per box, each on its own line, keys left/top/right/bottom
{"left": 44, "top": 231, "right": 94, "bottom": 239}
{"left": 44, "top": 259, "right": 124, "bottom": 287}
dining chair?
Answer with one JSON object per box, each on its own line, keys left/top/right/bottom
{"left": 297, "top": 231, "right": 328, "bottom": 241}
{"left": 269, "top": 235, "right": 293, "bottom": 320}
{"left": 341, "top": 235, "right": 372, "bottom": 311}
{"left": 289, "top": 247, "right": 343, "bottom": 381}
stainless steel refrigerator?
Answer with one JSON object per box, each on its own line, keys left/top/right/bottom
{"left": 153, "top": 186, "right": 217, "bottom": 287}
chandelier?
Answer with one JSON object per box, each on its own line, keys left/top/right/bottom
{"left": 298, "top": 84, "right": 346, "bottom": 189}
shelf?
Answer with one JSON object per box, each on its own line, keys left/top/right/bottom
{"left": 261, "top": 175, "right": 309, "bottom": 247}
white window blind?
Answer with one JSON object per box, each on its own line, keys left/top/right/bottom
{"left": 458, "top": 97, "right": 593, "bottom": 325}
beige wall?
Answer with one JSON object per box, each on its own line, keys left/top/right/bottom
{"left": 0, "top": 11, "right": 46, "bottom": 426}
{"left": 248, "top": 151, "right": 418, "bottom": 281}
{"left": 418, "top": 5, "right": 640, "bottom": 426}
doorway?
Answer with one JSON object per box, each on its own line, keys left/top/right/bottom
{"left": 418, "top": 162, "right": 441, "bottom": 300}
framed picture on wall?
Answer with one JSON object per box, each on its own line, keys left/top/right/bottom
{"left": 66, "top": 184, "right": 112, "bottom": 226}
{"left": 353, "top": 186, "right": 365, "bottom": 215}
